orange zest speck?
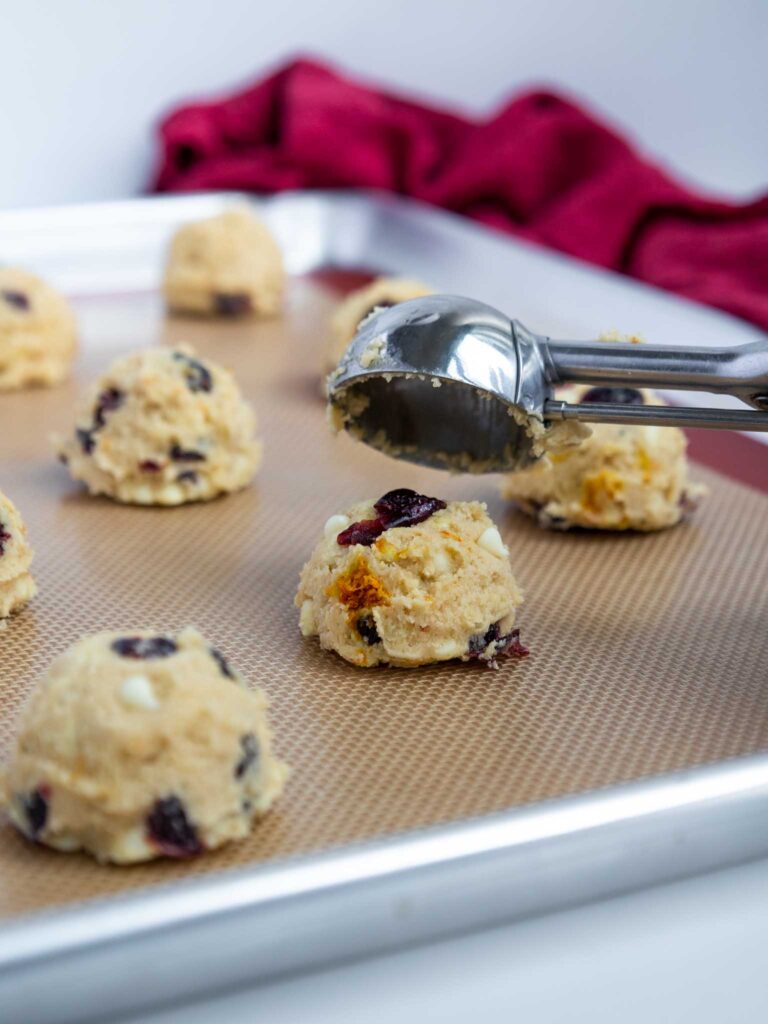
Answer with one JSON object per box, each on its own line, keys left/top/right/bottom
{"left": 582, "top": 470, "right": 625, "bottom": 513}
{"left": 327, "top": 555, "right": 390, "bottom": 615}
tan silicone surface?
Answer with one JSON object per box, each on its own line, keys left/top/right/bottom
{"left": 0, "top": 275, "right": 766, "bottom": 921}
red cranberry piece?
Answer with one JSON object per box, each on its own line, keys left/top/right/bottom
{"left": 210, "top": 646, "right": 235, "bottom": 679}
{"left": 146, "top": 796, "right": 202, "bottom": 857}
{"left": 337, "top": 517, "right": 387, "bottom": 546}
{"left": 23, "top": 786, "right": 49, "bottom": 836}
{"left": 580, "top": 387, "right": 644, "bottom": 406}
{"left": 111, "top": 636, "right": 177, "bottom": 659}
{"left": 337, "top": 488, "right": 447, "bottom": 546}
{"left": 76, "top": 427, "right": 96, "bottom": 454}
{"left": 172, "top": 352, "right": 213, "bottom": 393}
{"left": 356, "top": 614, "right": 381, "bottom": 645}
{"left": 139, "top": 460, "right": 162, "bottom": 473}
{"left": 170, "top": 444, "right": 206, "bottom": 463}
{"left": 177, "top": 470, "right": 199, "bottom": 484}
{"left": 0, "top": 522, "right": 11, "bottom": 557}
{"left": 374, "top": 488, "right": 447, "bottom": 527}
{"left": 93, "top": 387, "right": 124, "bottom": 427}
{"left": 495, "top": 628, "right": 529, "bottom": 659}
{"left": 2, "top": 289, "right": 30, "bottom": 311}
{"left": 214, "top": 292, "right": 252, "bottom": 317}
{"left": 467, "top": 622, "right": 529, "bottom": 664}
{"left": 235, "top": 733, "right": 259, "bottom": 779}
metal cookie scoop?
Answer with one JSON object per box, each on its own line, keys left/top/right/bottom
{"left": 327, "top": 295, "right": 768, "bottom": 473}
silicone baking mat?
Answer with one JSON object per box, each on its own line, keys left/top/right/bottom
{"left": 0, "top": 275, "right": 766, "bottom": 920}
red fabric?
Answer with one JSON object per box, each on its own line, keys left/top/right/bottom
{"left": 153, "top": 58, "right": 768, "bottom": 331}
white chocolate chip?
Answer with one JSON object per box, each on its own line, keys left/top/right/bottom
{"left": 478, "top": 526, "right": 508, "bottom": 559}
{"left": 324, "top": 514, "right": 350, "bottom": 541}
{"left": 430, "top": 549, "right": 452, "bottom": 575}
{"left": 299, "top": 599, "right": 316, "bottom": 637}
{"left": 433, "top": 639, "right": 467, "bottom": 660}
{"left": 120, "top": 674, "right": 159, "bottom": 710}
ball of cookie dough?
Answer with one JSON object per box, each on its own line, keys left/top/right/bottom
{"left": 0, "top": 268, "right": 76, "bottom": 390}
{"left": 326, "top": 277, "right": 433, "bottom": 371}
{"left": 56, "top": 345, "right": 261, "bottom": 505}
{"left": 163, "top": 208, "right": 284, "bottom": 318}
{"left": 0, "top": 490, "right": 36, "bottom": 618}
{"left": 3, "top": 628, "right": 289, "bottom": 863}
{"left": 296, "top": 488, "right": 526, "bottom": 668}
{"left": 501, "top": 385, "right": 705, "bottom": 531}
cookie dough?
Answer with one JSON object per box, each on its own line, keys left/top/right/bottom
{"left": 296, "top": 488, "right": 526, "bottom": 668}
{"left": 0, "top": 490, "right": 36, "bottom": 618}
{"left": 0, "top": 268, "right": 76, "bottom": 390}
{"left": 2, "top": 628, "right": 289, "bottom": 863}
{"left": 56, "top": 345, "right": 261, "bottom": 505}
{"left": 502, "top": 385, "right": 705, "bottom": 531}
{"left": 327, "top": 277, "right": 433, "bottom": 371}
{"left": 163, "top": 207, "right": 284, "bottom": 318}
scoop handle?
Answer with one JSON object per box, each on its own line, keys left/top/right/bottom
{"left": 544, "top": 399, "right": 768, "bottom": 431}
{"left": 543, "top": 338, "right": 768, "bottom": 411}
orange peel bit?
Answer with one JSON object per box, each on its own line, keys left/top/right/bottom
{"left": 327, "top": 555, "right": 390, "bottom": 614}
{"left": 582, "top": 470, "right": 625, "bottom": 513}
{"left": 636, "top": 446, "right": 655, "bottom": 483}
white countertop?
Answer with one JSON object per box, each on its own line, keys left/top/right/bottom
{"left": 127, "top": 857, "right": 768, "bottom": 1023}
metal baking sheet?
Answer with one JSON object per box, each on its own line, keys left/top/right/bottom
{"left": 0, "top": 191, "right": 766, "bottom": 1024}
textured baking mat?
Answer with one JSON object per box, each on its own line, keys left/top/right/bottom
{"left": 0, "top": 276, "right": 767, "bottom": 921}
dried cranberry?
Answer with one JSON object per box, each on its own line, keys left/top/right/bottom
{"left": 23, "top": 787, "right": 49, "bottom": 836}
{"left": 76, "top": 427, "right": 96, "bottom": 454}
{"left": 177, "top": 470, "right": 199, "bottom": 484}
{"left": 235, "top": 733, "right": 259, "bottom": 779}
{"left": 1, "top": 289, "right": 30, "bottom": 310}
{"left": 375, "top": 489, "right": 446, "bottom": 527}
{"left": 93, "top": 387, "right": 124, "bottom": 427}
{"left": 495, "top": 629, "right": 529, "bottom": 659}
{"left": 214, "top": 292, "right": 252, "bottom": 317}
{"left": 139, "top": 460, "right": 162, "bottom": 473}
{"left": 210, "top": 646, "right": 235, "bottom": 679}
{"left": 0, "top": 522, "right": 11, "bottom": 557}
{"left": 467, "top": 622, "right": 529, "bottom": 665}
{"left": 580, "top": 387, "right": 644, "bottom": 406}
{"left": 336, "top": 519, "right": 385, "bottom": 546}
{"left": 337, "top": 488, "right": 447, "bottom": 547}
{"left": 356, "top": 614, "right": 381, "bottom": 645}
{"left": 146, "top": 796, "right": 202, "bottom": 857}
{"left": 170, "top": 444, "right": 206, "bottom": 463}
{"left": 172, "top": 352, "right": 213, "bottom": 393}
{"left": 111, "top": 636, "right": 177, "bottom": 659}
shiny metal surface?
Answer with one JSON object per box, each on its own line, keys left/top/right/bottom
{"left": 329, "top": 296, "right": 768, "bottom": 471}
{"left": 1, "top": 190, "right": 767, "bottom": 1023}
{"left": 5, "top": 752, "right": 768, "bottom": 1024}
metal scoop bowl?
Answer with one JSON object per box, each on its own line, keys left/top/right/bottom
{"left": 327, "top": 295, "right": 768, "bottom": 473}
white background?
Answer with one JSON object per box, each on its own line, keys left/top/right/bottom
{"left": 3, "top": 3, "right": 767, "bottom": 1022}
{"left": 1, "top": 0, "right": 766, "bottom": 209}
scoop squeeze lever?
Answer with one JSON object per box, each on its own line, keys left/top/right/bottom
{"left": 327, "top": 295, "right": 768, "bottom": 473}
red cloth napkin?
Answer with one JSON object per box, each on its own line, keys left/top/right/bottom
{"left": 153, "top": 58, "right": 768, "bottom": 332}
